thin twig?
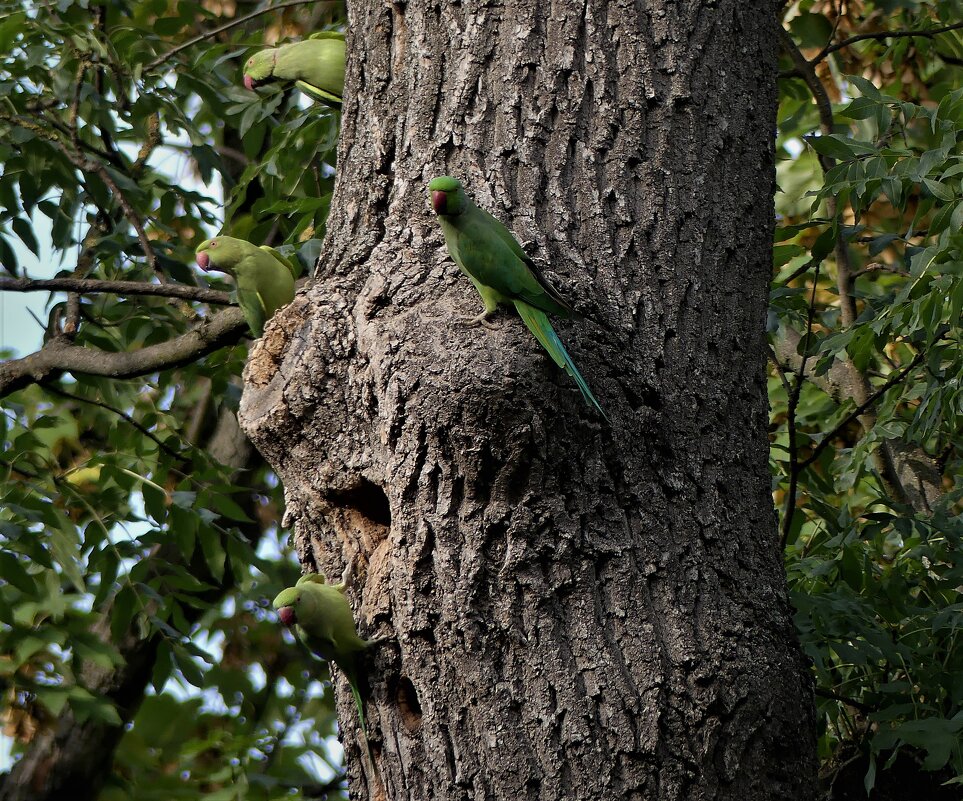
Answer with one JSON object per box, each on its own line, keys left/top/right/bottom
{"left": 814, "top": 687, "right": 878, "bottom": 715}
{"left": 145, "top": 0, "right": 336, "bottom": 71}
{"left": 63, "top": 226, "right": 104, "bottom": 337}
{"left": 41, "top": 382, "right": 184, "bottom": 460}
{"left": 780, "top": 262, "right": 822, "bottom": 549}
{"left": 164, "top": 141, "right": 249, "bottom": 166}
{"left": 768, "top": 346, "right": 794, "bottom": 397}
{"left": 68, "top": 59, "right": 86, "bottom": 152}
{"left": 83, "top": 159, "right": 158, "bottom": 273}
{"left": 0, "top": 276, "right": 233, "bottom": 305}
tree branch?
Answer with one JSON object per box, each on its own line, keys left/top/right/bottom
{"left": 813, "top": 20, "right": 963, "bottom": 65}
{"left": 781, "top": 259, "right": 821, "bottom": 548}
{"left": 0, "top": 307, "right": 248, "bottom": 399}
{"left": 777, "top": 29, "right": 928, "bottom": 512}
{"left": 0, "top": 276, "right": 232, "bottom": 305}
{"left": 144, "top": 0, "right": 337, "bottom": 72}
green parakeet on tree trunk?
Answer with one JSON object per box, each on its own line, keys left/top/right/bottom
{"left": 273, "top": 574, "right": 385, "bottom": 777}
{"left": 243, "top": 32, "right": 345, "bottom": 108}
{"left": 428, "top": 175, "right": 607, "bottom": 419}
{"left": 195, "top": 236, "right": 296, "bottom": 337}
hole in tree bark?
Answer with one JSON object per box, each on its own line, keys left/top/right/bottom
{"left": 327, "top": 479, "right": 392, "bottom": 529}
{"left": 395, "top": 676, "right": 422, "bottom": 732}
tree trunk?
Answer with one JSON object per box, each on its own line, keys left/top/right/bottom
{"left": 240, "top": 1, "right": 819, "bottom": 799}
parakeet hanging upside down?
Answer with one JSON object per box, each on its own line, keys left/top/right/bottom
{"left": 428, "top": 175, "right": 607, "bottom": 419}
{"left": 243, "top": 32, "right": 345, "bottom": 108}
{"left": 273, "top": 574, "right": 385, "bottom": 775}
{"left": 195, "top": 236, "right": 296, "bottom": 337}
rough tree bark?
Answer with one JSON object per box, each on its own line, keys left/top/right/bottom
{"left": 241, "top": 1, "right": 818, "bottom": 799}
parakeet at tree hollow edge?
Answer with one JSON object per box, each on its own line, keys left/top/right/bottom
{"left": 243, "top": 32, "right": 345, "bottom": 108}
{"left": 273, "top": 574, "right": 386, "bottom": 776}
{"left": 428, "top": 175, "right": 607, "bottom": 419}
{"left": 195, "top": 235, "right": 297, "bottom": 337}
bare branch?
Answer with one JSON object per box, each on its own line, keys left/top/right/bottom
{"left": 144, "top": 0, "right": 337, "bottom": 72}
{"left": 0, "top": 308, "right": 248, "bottom": 399}
{"left": 0, "top": 276, "right": 232, "bottom": 305}
{"left": 813, "top": 20, "right": 963, "bottom": 65}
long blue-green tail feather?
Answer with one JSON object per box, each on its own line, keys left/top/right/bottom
{"left": 348, "top": 676, "right": 381, "bottom": 782}
{"left": 514, "top": 301, "right": 608, "bottom": 420}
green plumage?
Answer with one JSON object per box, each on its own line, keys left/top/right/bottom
{"left": 243, "top": 33, "right": 345, "bottom": 108}
{"left": 428, "top": 176, "right": 607, "bottom": 418}
{"left": 272, "top": 574, "right": 382, "bottom": 777}
{"left": 195, "top": 236, "right": 296, "bottom": 337}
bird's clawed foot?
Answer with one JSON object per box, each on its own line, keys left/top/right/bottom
{"left": 457, "top": 311, "right": 500, "bottom": 330}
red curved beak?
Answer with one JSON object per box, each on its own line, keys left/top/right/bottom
{"left": 431, "top": 190, "right": 447, "bottom": 214}
{"left": 196, "top": 251, "right": 210, "bottom": 271}
{"left": 278, "top": 606, "right": 296, "bottom": 627}
{"left": 244, "top": 74, "right": 255, "bottom": 91}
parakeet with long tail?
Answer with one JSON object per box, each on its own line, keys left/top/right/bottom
{"left": 273, "top": 574, "right": 386, "bottom": 777}
{"left": 428, "top": 175, "right": 607, "bottom": 419}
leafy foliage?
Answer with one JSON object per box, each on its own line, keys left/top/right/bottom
{"left": 776, "top": 0, "right": 963, "bottom": 793}
{"left": 0, "top": 0, "right": 347, "bottom": 797}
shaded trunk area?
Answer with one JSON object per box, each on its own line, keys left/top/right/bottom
{"left": 240, "top": 1, "right": 818, "bottom": 799}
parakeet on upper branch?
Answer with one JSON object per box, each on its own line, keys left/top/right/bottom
{"left": 243, "top": 32, "right": 345, "bottom": 108}
{"left": 195, "top": 236, "right": 296, "bottom": 337}
{"left": 428, "top": 175, "right": 607, "bottom": 419}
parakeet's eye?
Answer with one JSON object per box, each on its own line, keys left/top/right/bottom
{"left": 210, "top": 240, "right": 217, "bottom": 247}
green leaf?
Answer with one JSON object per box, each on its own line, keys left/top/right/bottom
{"left": 773, "top": 243, "right": 806, "bottom": 267}
{"left": 789, "top": 13, "right": 834, "bottom": 48}
{"left": 0, "top": 552, "right": 37, "bottom": 594}
{"left": 839, "top": 96, "right": 879, "bottom": 120}
{"left": 847, "top": 74, "right": 882, "bottom": 100}
{"left": 47, "top": 524, "right": 86, "bottom": 593}
{"left": 36, "top": 687, "right": 71, "bottom": 718}
{"left": 205, "top": 490, "right": 253, "bottom": 523}
{"left": 806, "top": 135, "right": 857, "bottom": 161}
{"left": 922, "top": 178, "right": 955, "bottom": 202}
{"left": 0, "top": 234, "right": 19, "bottom": 276}
{"left": 197, "top": 526, "right": 226, "bottom": 582}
